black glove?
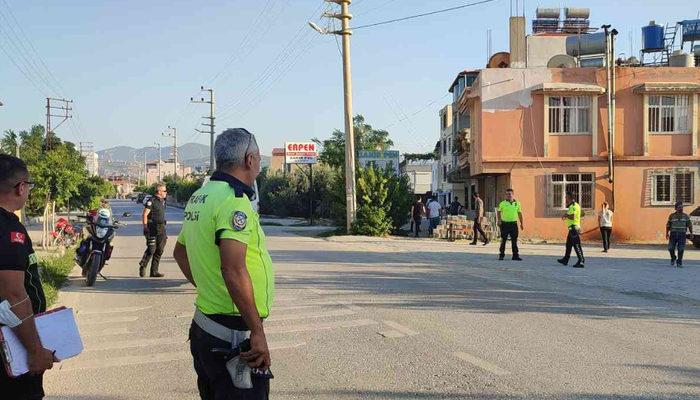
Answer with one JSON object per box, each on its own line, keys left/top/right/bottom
{"left": 143, "top": 226, "right": 150, "bottom": 237}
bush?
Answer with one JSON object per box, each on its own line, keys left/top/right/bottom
{"left": 39, "top": 251, "right": 75, "bottom": 307}
{"left": 352, "top": 204, "right": 392, "bottom": 236}
{"left": 258, "top": 166, "right": 338, "bottom": 220}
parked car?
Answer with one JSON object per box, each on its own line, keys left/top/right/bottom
{"left": 137, "top": 192, "right": 147, "bottom": 204}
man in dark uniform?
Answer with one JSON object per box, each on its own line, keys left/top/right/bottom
{"left": 410, "top": 195, "right": 425, "bottom": 237}
{"left": 0, "top": 155, "right": 56, "bottom": 400}
{"left": 139, "top": 183, "right": 167, "bottom": 278}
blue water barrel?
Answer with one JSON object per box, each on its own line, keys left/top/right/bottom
{"left": 642, "top": 22, "right": 664, "bottom": 52}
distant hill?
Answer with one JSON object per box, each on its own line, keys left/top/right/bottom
{"left": 98, "top": 143, "right": 269, "bottom": 169}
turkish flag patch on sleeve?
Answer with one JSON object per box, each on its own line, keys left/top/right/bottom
{"left": 10, "top": 231, "right": 26, "bottom": 244}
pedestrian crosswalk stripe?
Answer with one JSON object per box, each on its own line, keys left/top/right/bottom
{"left": 266, "top": 319, "right": 377, "bottom": 334}
{"left": 382, "top": 320, "right": 419, "bottom": 336}
{"left": 266, "top": 308, "right": 355, "bottom": 322}
{"left": 455, "top": 351, "right": 510, "bottom": 376}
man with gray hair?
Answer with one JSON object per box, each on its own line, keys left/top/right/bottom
{"left": 174, "top": 128, "right": 274, "bottom": 399}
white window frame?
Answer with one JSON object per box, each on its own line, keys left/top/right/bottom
{"left": 647, "top": 95, "right": 690, "bottom": 134}
{"left": 651, "top": 171, "right": 694, "bottom": 206}
{"left": 548, "top": 173, "right": 595, "bottom": 211}
{"left": 547, "top": 96, "right": 592, "bottom": 135}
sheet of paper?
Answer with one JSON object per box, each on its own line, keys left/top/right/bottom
{"left": 1, "top": 307, "right": 83, "bottom": 376}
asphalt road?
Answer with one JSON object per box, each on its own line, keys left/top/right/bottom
{"left": 43, "top": 200, "right": 700, "bottom": 400}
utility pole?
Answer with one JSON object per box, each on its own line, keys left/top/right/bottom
{"left": 154, "top": 142, "right": 162, "bottom": 181}
{"left": 310, "top": 0, "right": 357, "bottom": 233}
{"left": 45, "top": 98, "right": 73, "bottom": 151}
{"left": 143, "top": 151, "right": 148, "bottom": 186}
{"left": 192, "top": 87, "right": 215, "bottom": 172}
{"left": 163, "top": 126, "right": 178, "bottom": 181}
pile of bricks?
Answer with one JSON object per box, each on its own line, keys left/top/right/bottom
{"left": 433, "top": 215, "right": 474, "bottom": 240}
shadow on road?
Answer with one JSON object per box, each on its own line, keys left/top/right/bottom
{"left": 276, "top": 389, "right": 696, "bottom": 399}
{"left": 270, "top": 248, "right": 700, "bottom": 323}
{"left": 62, "top": 275, "right": 193, "bottom": 295}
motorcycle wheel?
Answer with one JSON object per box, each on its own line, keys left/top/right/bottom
{"left": 86, "top": 252, "right": 102, "bottom": 287}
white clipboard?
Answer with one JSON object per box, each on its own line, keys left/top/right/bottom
{"left": 0, "top": 307, "right": 83, "bottom": 377}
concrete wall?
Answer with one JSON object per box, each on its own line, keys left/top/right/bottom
{"left": 526, "top": 35, "right": 568, "bottom": 67}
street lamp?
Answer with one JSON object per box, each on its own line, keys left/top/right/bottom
{"left": 308, "top": 0, "right": 357, "bottom": 234}
{"left": 154, "top": 141, "right": 162, "bottom": 182}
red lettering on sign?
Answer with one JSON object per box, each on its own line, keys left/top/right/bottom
{"left": 286, "top": 143, "right": 316, "bottom": 152}
{"left": 10, "top": 231, "right": 25, "bottom": 244}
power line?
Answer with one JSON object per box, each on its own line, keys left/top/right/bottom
{"left": 353, "top": 0, "right": 499, "bottom": 30}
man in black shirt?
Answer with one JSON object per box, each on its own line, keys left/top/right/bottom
{"left": 0, "top": 155, "right": 56, "bottom": 400}
{"left": 410, "top": 196, "right": 425, "bottom": 237}
{"left": 139, "top": 184, "right": 167, "bottom": 278}
{"left": 448, "top": 196, "right": 463, "bottom": 216}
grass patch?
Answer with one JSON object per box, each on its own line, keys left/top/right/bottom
{"left": 260, "top": 221, "right": 284, "bottom": 226}
{"left": 39, "top": 250, "right": 76, "bottom": 307}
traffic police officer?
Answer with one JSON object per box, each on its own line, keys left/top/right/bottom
{"left": 139, "top": 183, "right": 167, "bottom": 278}
{"left": 558, "top": 191, "right": 585, "bottom": 268}
{"left": 173, "top": 128, "right": 274, "bottom": 400}
{"left": 497, "top": 188, "right": 524, "bottom": 261}
{"left": 0, "top": 154, "right": 56, "bottom": 400}
{"left": 666, "top": 201, "right": 693, "bottom": 268}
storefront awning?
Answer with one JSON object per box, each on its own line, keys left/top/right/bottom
{"left": 532, "top": 82, "right": 605, "bottom": 94}
{"left": 633, "top": 82, "right": 700, "bottom": 94}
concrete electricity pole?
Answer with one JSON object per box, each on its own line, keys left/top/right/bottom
{"left": 309, "top": 0, "right": 357, "bottom": 233}
{"left": 162, "top": 126, "right": 178, "bottom": 181}
{"left": 143, "top": 151, "right": 147, "bottom": 185}
{"left": 191, "top": 87, "right": 215, "bottom": 173}
{"left": 154, "top": 141, "right": 162, "bottom": 181}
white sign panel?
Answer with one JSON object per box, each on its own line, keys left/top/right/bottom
{"left": 285, "top": 142, "right": 318, "bottom": 164}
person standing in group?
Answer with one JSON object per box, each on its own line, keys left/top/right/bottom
{"left": 557, "top": 191, "right": 585, "bottom": 268}
{"left": 470, "top": 192, "right": 489, "bottom": 246}
{"left": 448, "top": 196, "right": 463, "bottom": 216}
{"left": 410, "top": 195, "right": 425, "bottom": 238}
{"left": 139, "top": 183, "right": 167, "bottom": 278}
{"left": 497, "top": 188, "right": 523, "bottom": 261}
{"left": 174, "top": 128, "right": 274, "bottom": 399}
{"left": 599, "top": 201, "right": 613, "bottom": 252}
{"left": 0, "top": 155, "right": 57, "bottom": 400}
{"left": 427, "top": 195, "right": 442, "bottom": 237}
{"left": 666, "top": 201, "right": 692, "bottom": 268}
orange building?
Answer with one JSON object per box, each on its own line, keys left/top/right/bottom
{"left": 455, "top": 66, "right": 700, "bottom": 242}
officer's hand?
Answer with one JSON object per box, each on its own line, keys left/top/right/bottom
{"left": 241, "top": 330, "right": 271, "bottom": 369}
{"left": 143, "top": 227, "right": 149, "bottom": 237}
{"left": 665, "top": 233, "right": 670, "bottom": 240}
{"left": 28, "top": 347, "right": 57, "bottom": 375}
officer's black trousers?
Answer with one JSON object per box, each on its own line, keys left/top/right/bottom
{"left": 189, "top": 322, "right": 270, "bottom": 400}
{"left": 562, "top": 227, "right": 585, "bottom": 264}
{"left": 0, "top": 368, "right": 44, "bottom": 400}
{"left": 140, "top": 224, "right": 167, "bottom": 274}
{"left": 499, "top": 222, "right": 519, "bottom": 257}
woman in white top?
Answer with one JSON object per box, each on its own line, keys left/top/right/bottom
{"left": 599, "top": 201, "right": 613, "bottom": 252}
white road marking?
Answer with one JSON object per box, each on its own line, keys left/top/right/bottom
{"left": 80, "top": 327, "right": 131, "bottom": 338}
{"left": 57, "top": 341, "right": 306, "bottom": 372}
{"left": 77, "top": 306, "right": 152, "bottom": 316}
{"left": 266, "top": 319, "right": 378, "bottom": 334}
{"left": 78, "top": 316, "right": 139, "bottom": 326}
{"left": 266, "top": 308, "right": 356, "bottom": 322}
{"left": 454, "top": 351, "right": 510, "bottom": 376}
{"left": 84, "top": 337, "right": 186, "bottom": 352}
{"left": 382, "top": 320, "right": 418, "bottom": 336}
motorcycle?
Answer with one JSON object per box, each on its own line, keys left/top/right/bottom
{"left": 75, "top": 209, "right": 127, "bottom": 287}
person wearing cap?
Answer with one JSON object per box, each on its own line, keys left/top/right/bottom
{"left": 174, "top": 128, "right": 274, "bottom": 399}
{"left": 138, "top": 183, "right": 167, "bottom": 278}
{"left": 557, "top": 191, "right": 585, "bottom": 268}
{"left": 497, "top": 188, "right": 523, "bottom": 261}
{"left": 666, "top": 201, "right": 692, "bottom": 268}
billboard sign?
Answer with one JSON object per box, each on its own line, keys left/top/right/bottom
{"left": 285, "top": 142, "right": 318, "bottom": 164}
{"left": 358, "top": 150, "right": 400, "bottom": 174}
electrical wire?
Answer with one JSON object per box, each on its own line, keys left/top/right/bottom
{"left": 353, "top": 0, "right": 499, "bottom": 30}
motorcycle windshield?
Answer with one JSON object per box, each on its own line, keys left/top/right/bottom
{"left": 96, "top": 217, "right": 111, "bottom": 228}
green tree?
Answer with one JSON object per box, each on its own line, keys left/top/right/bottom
{"left": 1, "top": 130, "right": 18, "bottom": 155}
{"left": 385, "top": 172, "right": 415, "bottom": 234}
{"left": 351, "top": 167, "right": 393, "bottom": 236}
{"left": 313, "top": 115, "right": 394, "bottom": 170}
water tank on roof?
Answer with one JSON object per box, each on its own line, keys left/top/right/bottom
{"left": 669, "top": 50, "right": 694, "bottom": 67}
{"left": 579, "top": 57, "right": 605, "bottom": 67}
{"left": 564, "top": 7, "right": 590, "bottom": 19}
{"left": 680, "top": 19, "right": 700, "bottom": 42}
{"left": 547, "top": 54, "right": 577, "bottom": 68}
{"left": 566, "top": 32, "right": 606, "bottom": 56}
{"left": 642, "top": 21, "right": 664, "bottom": 52}
{"left": 536, "top": 7, "right": 560, "bottom": 19}
{"left": 487, "top": 52, "right": 510, "bottom": 68}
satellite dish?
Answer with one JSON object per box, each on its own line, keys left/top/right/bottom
{"left": 548, "top": 54, "right": 577, "bottom": 68}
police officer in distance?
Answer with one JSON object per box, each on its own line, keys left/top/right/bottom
{"left": 0, "top": 155, "right": 57, "bottom": 400}
{"left": 497, "top": 188, "right": 524, "bottom": 261}
{"left": 139, "top": 183, "right": 167, "bottom": 278}
{"left": 557, "top": 191, "right": 585, "bottom": 268}
{"left": 174, "top": 128, "right": 274, "bottom": 400}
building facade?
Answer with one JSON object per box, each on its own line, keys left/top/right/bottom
{"left": 456, "top": 66, "right": 700, "bottom": 242}
{"left": 400, "top": 159, "right": 434, "bottom": 195}
{"left": 145, "top": 160, "right": 191, "bottom": 185}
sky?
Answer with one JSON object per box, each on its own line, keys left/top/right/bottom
{"left": 1, "top": 0, "right": 698, "bottom": 156}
